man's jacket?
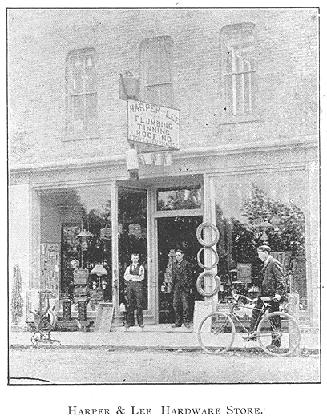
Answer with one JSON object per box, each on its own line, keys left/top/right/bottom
{"left": 260, "top": 256, "right": 285, "bottom": 297}
{"left": 172, "top": 259, "right": 192, "bottom": 292}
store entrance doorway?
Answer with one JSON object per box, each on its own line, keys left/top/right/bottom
{"left": 157, "top": 216, "right": 203, "bottom": 324}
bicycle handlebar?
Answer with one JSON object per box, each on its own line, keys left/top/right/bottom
{"left": 232, "top": 293, "right": 274, "bottom": 304}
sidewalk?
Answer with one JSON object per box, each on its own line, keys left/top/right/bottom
{"left": 9, "top": 324, "right": 320, "bottom": 352}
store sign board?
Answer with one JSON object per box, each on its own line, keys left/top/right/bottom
{"left": 127, "top": 100, "right": 180, "bottom": 151}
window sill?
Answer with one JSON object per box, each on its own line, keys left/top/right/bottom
{"left": 63, "top": 133, "right": 100, "bottom": 142}
{"left": 218, "top": 115, "right": 263, "bottom": 126}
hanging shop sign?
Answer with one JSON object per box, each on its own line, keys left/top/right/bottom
{"left": 127, "top": 100, "right": 180, "bottom": 151}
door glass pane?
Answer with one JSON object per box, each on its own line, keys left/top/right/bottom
{"left": 157, "top": 186, "right": 202, "bottom": 211}
{"left": 118, "top": 189, "right": 148, "bottom": 310}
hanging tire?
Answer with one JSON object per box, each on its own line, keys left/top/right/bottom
{"left": 198, "top": 311, "right": 235, "bottom": 354}
{"left": 196, "top": 222, "right": 220, "bottom": 247}
{"left": 257, "top": 312, "right": 301, "bottom": 357}
{"left": 196, "top": 247, "right": 219, "bottom": 269}
{"left": 196, "top": 272, "right": 220, "bottom": 297}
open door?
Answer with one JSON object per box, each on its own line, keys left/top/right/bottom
{"left": 117, "top": 186, "right": 151, "bottom": 321}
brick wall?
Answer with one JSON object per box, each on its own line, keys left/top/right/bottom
{"left": 8, "top": 8, "right": 318, "bottom": 167}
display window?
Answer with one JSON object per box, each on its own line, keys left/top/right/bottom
{"left": 39, "top": 185, "right": 112, "bottom": 316}
{"left": 211, "top": 171, "right": 307, "bottom": 309}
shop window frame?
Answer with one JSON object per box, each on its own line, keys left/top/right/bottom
{"left": 207, "top": 168, "right": 309, "bottom": 308}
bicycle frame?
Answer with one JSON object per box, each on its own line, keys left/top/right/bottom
{"left": 227, "top": 296, "right": 267, "bottom": 334}
{"left": 197, "top": 294, "right": 301, "bottom": 356}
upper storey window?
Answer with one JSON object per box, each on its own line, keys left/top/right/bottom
{"left": 220, "top": 23, "right": 256, "bottom": 121}
{"left": 66, "top": 48, "right": 97, "bottom": 136}
{"left": 140, "top": 36, "right": 174, "bottom": 108}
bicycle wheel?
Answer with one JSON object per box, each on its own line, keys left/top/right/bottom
{"left": 197, "top": 312, "right": 235, "bottom": 354}
{"left": 257, "top": 312, "right": 301, "bottom": 357}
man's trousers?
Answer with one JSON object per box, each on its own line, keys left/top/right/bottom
{"left": 126, "top": 281, "right": 144, "bottom": 327}
{"left": 250, "top": 298, "right": 281, "bottom": 345}
{"left": 173, "top": 286, "right": 190, "bottom": 326}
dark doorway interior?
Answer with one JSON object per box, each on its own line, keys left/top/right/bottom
{"left": 157, "top": 216, "right": 203, "bottom": 324}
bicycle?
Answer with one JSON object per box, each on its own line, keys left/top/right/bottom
{"left": 30, "top": 290, "right": 61, "bottom": 347}
{"left": 197, "top": 292, "right": 301, "bottom": 357}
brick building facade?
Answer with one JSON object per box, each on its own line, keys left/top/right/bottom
{"left": 8, "top": 8, "right": 319, "bottom": 331}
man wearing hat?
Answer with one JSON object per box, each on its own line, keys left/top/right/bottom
{"left": 171, "top": 249, "right": 192, "bottom": 328}
{"left": 248, "top": 245, "right": 286, "bottom": 349}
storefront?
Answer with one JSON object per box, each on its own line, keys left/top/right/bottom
{"left": 10, "top": 141, "right": 318, "bottom": 331}
{"left": 26, "top": 173, "right": 204, "bottom": 327}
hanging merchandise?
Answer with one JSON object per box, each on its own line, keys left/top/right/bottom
{"left": 138, "top": 154, "right": 146, "bottom": 166}
{"left": 70, "top": 259, "right": 80, "bottom": 269}
{"left": 195, "top": 222, "right": 221, "bottom": 298}
{"left": 100, "top": 226, "right": 111, "bottom": 240}
{"left": 91, "top": 264, "right": 108, "bottom": 277}
{"left": 128, "top": 223, "right": 142, "bottom": 238}
{"left": 73, "top": 268, "right": 89, "bottom": 285}
{"left": 143, "top": 153, "right": 153, "bottom": 165}
{"left": 119, "top": 71, "right": 140, "bottom": 100}
{"left": 77, "top": 229, "right": 93, "bottom": 251}
{"left": 126, "top": 144, "right": 139, "bottom": 180}
{"left": 101, "top": 278, "right": 108, "bottom": 290}
{"left": 183, "top": 189, "right": 191, "bottom": 201}
{"left": 164, "top": 152, "right": 173, "bottom": 166}
{"left": 154, "top": 153, "right": 163, "bottom": 166}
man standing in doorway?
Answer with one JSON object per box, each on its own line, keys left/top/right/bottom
{"left": 124, "top": 253, "right": 145, "bottom": 329}
{"left": 171, "top": 249, "right": 192, "bottom": 328}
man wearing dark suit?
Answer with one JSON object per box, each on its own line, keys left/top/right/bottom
{"left": 171, "top": 249, "right": 192, "bottom": 328}
{"left": 248, "top": 245, "right": 285, "bottom": 349}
